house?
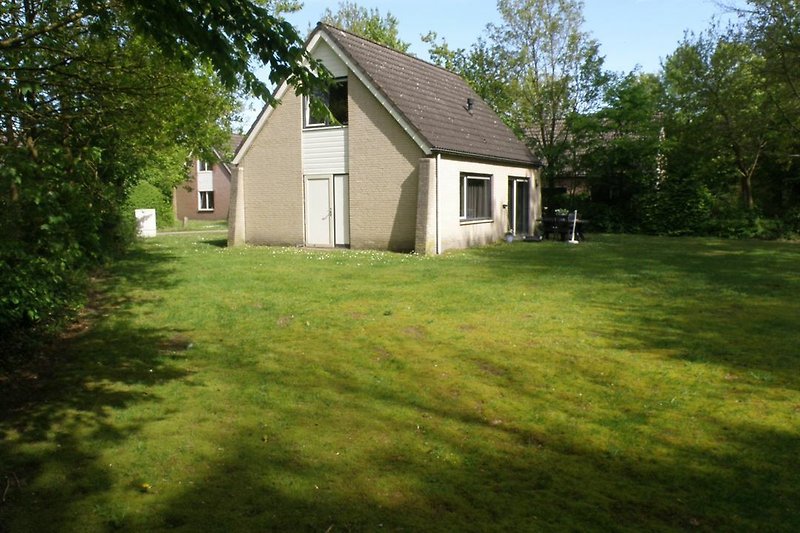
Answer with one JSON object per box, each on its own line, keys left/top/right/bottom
{"left": 174, "top": 134, "right": 243, "bottom": 222}
{"left": 229, "top": 24, "right": 542, "bottom": 254}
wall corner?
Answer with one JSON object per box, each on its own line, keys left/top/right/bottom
{"left": 414, "top": 157, "right": 437, "bottom": 255}
{"left": 228, "top": 165, "right": 246, "bottom": 247}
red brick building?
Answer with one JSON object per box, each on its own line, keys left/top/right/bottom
{"left": 174, "top": 134, "right": 243, "bottom": 221}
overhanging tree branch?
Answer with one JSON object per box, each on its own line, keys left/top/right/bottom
{"left": 0, "top": 10, "right": 85, "bottom": 50}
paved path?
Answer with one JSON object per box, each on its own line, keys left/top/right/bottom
{"left": 156, "top": 229, "right": 228, "bottom": 236}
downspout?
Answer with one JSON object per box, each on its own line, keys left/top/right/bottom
{"left": 435, "top": 153, "right": 441, "bottom": 255}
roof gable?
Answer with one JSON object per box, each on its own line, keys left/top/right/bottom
{"left": 319, "top": 24, "right": 539, "bottom": 167}
{"left": 235, "top": 24, "right": 540, "bottom": 167}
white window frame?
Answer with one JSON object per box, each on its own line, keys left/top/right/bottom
{"left": 304, "top": 78, "right": 348, "bottom": 129}
{"left": 197, "top": 160, "right": 214, "bottom": 212}
{"left": 198, "top": 190, "right": 214, "bottom": 212}
{"left": 460, "top": 173, "right": 493, "bottom": 222}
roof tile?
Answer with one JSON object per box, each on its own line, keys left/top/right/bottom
{"left": 320, "top": 24, "right": 539, "bottom": 166}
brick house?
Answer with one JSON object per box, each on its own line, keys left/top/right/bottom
{"left": 230, "top": 24, "right": 542, "bottom": 254}
{"left": 174, "top": 134, "right": 243, "bottom": 222}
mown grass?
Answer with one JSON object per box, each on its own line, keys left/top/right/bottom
{"left": 1, "top": 234, "right": 798, "bottom": 532}
{"left": 160, "top": 219, "right": 228, "bottom": 232}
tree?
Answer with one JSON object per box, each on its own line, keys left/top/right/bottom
{"left": 728, "top": 0, "right": 800, "bottom": 133}
{"left": 0, "top": 0, "right": 329, "bottom": 347}
{"left": 570, "top": 72, "right": 665, "bottom": 231}
{"left": 742, "top": 0, "right": 800, "bottom": 219}
{"left": 662, "top": 26, "right": 770, "bottom": 211}
{"left": 488, "top": 0, "right": 608, "bottom": 185}
{"left": 319, "top": 1, "right": 410, "bottom": 52}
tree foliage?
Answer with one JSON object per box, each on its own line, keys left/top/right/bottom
{"left": 439, "top": 0, "right": 800, "bottom": 236}
{"left": 569, "top": 72, "right": 665, "bottom": 231}
{"left": 425, "top": 0, "right": 607, "bottom": 186}
{"left": 0, "top": 0, "right": 328, "bottom": 348}
{"left": 319, "top": 1, "right": 410, "bottom": 52}
{"left": 489, "top": 0, "right": 607, "bottom": 183}
{"left": 662, "top": 26, "right": 770, "bottom": 211}
{"left": 742, "top": 0, "right": 800, "bottom": 134}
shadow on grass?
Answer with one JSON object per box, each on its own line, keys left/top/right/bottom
{"left": 477, "top": 237, "right": 800, "bottom": 390}
{"left": 2, "top": 236, "right": 797, "bottom": 531}
{"left": 0, "top": 243, "right": 193, "bottom": 530}
{"left": 203, "top": 238, "right": 228, "bottom": 248}
{"left": 129, "top": 357, "right": 798, "bottom": 531}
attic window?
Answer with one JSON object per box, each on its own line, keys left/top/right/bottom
{"left": 305, "top": 78, "right": 348, "bottom": 128}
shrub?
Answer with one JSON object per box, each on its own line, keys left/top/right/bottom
{"left": 125, "top": 181, "right": 175, "bottom": 230}
{"left": 640, "top": 177, "right": 713, "bottom": 235}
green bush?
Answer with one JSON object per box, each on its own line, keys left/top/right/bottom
{"left": 640, "top": 177, "right": 713, "bottom": 235}
{"left": 125, "top": 181, "right": 175, "bottom": 230}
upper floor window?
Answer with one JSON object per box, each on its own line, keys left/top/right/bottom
{"left": 198, "top": 160, "right": 212, "bottom": 172}
{"left": 460, "top": 173, "right": 492, "bottom": 221}
{"left": 197, "top": 165, "right": 214, "bottom": 211}
{"left": 305, "top": 78, "right": 348, "bottom": 128}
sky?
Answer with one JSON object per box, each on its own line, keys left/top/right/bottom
{"left": 239, "top": 0, "right": 742, "bottom": 125}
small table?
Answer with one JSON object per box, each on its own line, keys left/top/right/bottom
{"left": 539, "top": 216, "right": 586, "bottom": 241}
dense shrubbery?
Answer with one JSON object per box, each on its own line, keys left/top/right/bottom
{"left": 0, "top": 9, "right": 219, "bottom": 354}
{"left": 125, "top": 181, "right": 176, "bottom": 230}
{"left": 438, "top": 1, "right": 799, "bottom": 239}
{"left": 1, "top": 1, "right": 329, "bottom": 357}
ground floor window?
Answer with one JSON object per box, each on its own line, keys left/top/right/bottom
{"left": 460, "top": 173, "right": 492, "bottom": 221}
{"left": 199, "top": 190, "right": 214, "bottom": 211}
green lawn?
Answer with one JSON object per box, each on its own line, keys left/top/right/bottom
{"left": 2, "top": 234, "right": 799, "bottom": 532}
{"left": 159, "top": 219, "right": 228, "bottom": 232}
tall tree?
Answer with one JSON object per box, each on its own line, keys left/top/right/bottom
{"left": 319, "top": 1, "right": 410, "bottom": 52}
{"left": 488, "top": 0, "right": 607, "bottom": 185}
{"left": 662, "top": 26, "right": 770, "bottom": 210}
{"left": 734, "top": 0, "right": 800, "bottom": 133}
{"left": 571, "top": 72, "right": 665, "bottom": 231}
{"left": 742, "top": 0, "right": 800, "bottom": 216}
{"left": 0, "top": 0, "right": 329, "bottom": 345}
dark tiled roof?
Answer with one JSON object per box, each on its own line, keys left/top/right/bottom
{"left": 320, "top": 24, "right": 539, "bottom": 167}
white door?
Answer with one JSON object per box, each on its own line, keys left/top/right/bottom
{"left": 305, "top": 176, "right": 333, "bottom": 246}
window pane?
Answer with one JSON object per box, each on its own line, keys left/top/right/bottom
{"left": 305, "top": 80, "right": 348, "bottom": 127}
{"left": 308, "top": 91, "right": 328, "bottom": 125}
{"left": 197, "top": 171, "right": 213, "bottom": 191}
{"left": 460, "top": 178, "right": 466, "bottom": 218}
{"left": 199, "top": 191, "right": 214, "bottom": 211}
{"left": 460, "top": 175, "right": 491, "bottom": 220}
{"left": 329, "top": 81, "right": 348, "bottom": 125}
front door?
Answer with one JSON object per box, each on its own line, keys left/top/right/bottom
{"left": 305, "top": 174, "right": 350, "bottom": 247}
{"left": 508, "top": 177, "right": 530, "bottom": 235}
{"left": 305, "top": 176, "right": 333, "bottom": 246}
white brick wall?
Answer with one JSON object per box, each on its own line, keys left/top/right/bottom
{"left": 436, "top": 157, "right": 541, "bottom": 253}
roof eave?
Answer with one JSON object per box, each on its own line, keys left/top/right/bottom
{"left": 432, "top": 148, "right": 544, "bottom": 169}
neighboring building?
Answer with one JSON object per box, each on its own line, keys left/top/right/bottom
{"left": 230, "top": 24, "right": 542, "bottom": 254}
{"left": 174, "top": 134, "right": 243, "bottom": 222}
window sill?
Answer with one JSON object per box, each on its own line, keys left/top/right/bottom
{"left": 198, "top": 209, "right": 214, "bottom": 212}
{"left": 303, "top": 124, "right": 348, "bottom": 131}
{"left": 460, "top": 218, "right": 493, "bottom": 226}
